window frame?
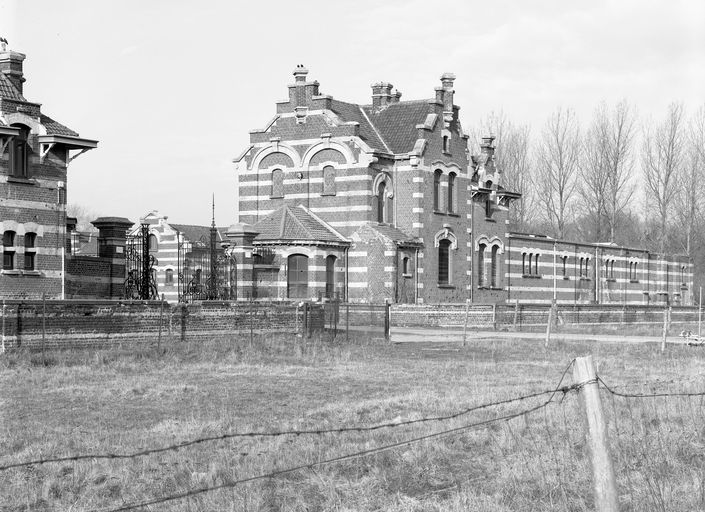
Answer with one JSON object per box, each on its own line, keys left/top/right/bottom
{"left": 433, "top": 170, "right": 442, "bottom": 211}
{"left": 322, "top": 165, "right": 336, "bottom": 196}
{"left": 447, "top": 172, "right": 456, "bottom": 214}
{"left": 287, "top": 253, "right": 309, "bottom": 299}
{"left": 3, "top": 230, "right": 16, "bottom": 271}
{"left": 438, "top": 239, "right": 452, "bottom": 285}
{"left": 271, "top": 168, "right": 284, "bottom": 198}
{"left": 24, "top": 232, "right": 37, "bottom": 271}
{"left": 10, "top": 124, "right": 30, "bottom": 179}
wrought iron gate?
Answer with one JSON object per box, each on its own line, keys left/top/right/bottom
{"left": 124, "top": 224, "right": 158, "bottom": 300}
{"left": 177, "top": 226, "right": 236, "bottom": 302}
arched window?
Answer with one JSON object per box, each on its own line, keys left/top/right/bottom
{"left": 148, "top": 234, "right": 158, "bottom": 252}
{"left": 433, "top": 170, "right": 442, "bottom": 211}
{"left": 402, "top": 256, "right": 411, "bottom": 276}
{"left": 325, "top": 255, "right": 336, "bottom": 299}
{"left": 10, "top": 124, "right": 30, "bottom": 178}
{"left": 490, "top": 245, "right": 499, "bottom": 287}
{"left": 478, "top": 243, "right": 486, "bottom": 287}
{"left": 447, "top": 172, "right": 456, "bottom": 213}
{"left": 322, "top": 166, "right": 336, "bottom": 196}
{"left": 561, "top": 256, "right": 567, "bottom": 277}
{"left": 534, "top": 254, "right": 540, "bottom": 275}
{"left": 522, "top": 253, "right": 527, "bottom": 275}
{"left": 165, "top": 268, "right": 174, "bottom": 285}
{"left": 287, "top": 254, "right": 309, "bottom": 298}
{"left": 24, "top": 232, "right": 37, "bottom": 271}
{"left": 438, "top": 239, "right": 451, "bottom": 285}
{"left": 443, "top": 135, "right": 449, "bottom": 153}
{"left": 3, "top": 230, "right": 16, "bottom": 270}
{"left": 377, "top": 181, "right": 387, "bottom": 223}
{"left": 271, "top": 169, "right": 284, "bottom": 198}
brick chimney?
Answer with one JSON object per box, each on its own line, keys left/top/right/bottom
{"left": 0, "top": 38, "right": 26, "bottom": 94}
{"left": 435, "top": 73, "right": 455, "bottom": 127}
{"left": 371, "top": 82, "right": 394, "bottom": 109}
{"left": 390, "top": 90, "right": 402, "bottom": 104}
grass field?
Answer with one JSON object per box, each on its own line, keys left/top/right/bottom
{"left": 1, "top": 332, "right": 704, "bottom": 511}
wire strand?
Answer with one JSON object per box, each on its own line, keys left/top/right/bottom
{"left": 597, "top": 376, "right": 705, "bottom": 398}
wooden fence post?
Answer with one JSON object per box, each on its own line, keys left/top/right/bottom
{"left": 512, "top": 299, "right": 519, "bottom": 331}
{"left": 157, "top": 294, "right": 164, "bottom": 352}
{"left": 384, "top": 302, "right": 391, "bottom": 342}
{"left": 544, "top": 301, "right": 555, "bottom": 349}
{"left": 698, "top": 286, "right": 702, "bottom": 340}
{"left": 661, "top": 305, "right": 668, "bottom": 353}
{"left": 573, "top": 356, "right": 619, "bottom": 512}
{"left": 345, "top": 302, "right": 350, "bottom": 343}
{"left": 492, "top": 303, "right": 497, "bottom": 331}
{"left": 1, "top": 299, "right": 5, "bottom": 353}
{"left": 462, "top": 300, "right": 470, "bottom": 347}
{"left": 42, "top": 293, "right": 46, "bottom": 365}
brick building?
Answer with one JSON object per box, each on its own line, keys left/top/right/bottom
{"left": 231, "top": 66, "right": 693, "bottom": 305}
{"left": 0, "top": 39, "right": 97, "bottom": 299}
{"left": 232, "top": 66, "right": 519, "bottom": 303}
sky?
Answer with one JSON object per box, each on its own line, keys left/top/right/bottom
{"left": 1, "top": 0, "right": 703, "bottom": 226}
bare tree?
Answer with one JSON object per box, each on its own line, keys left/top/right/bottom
{"left": 674, "top": 105, "right": 705, "bottom": 256}
{"left": 577, "top": 101, "right": 637, "bottom": 243}
{"left": 67, "top": 204, "right": 100, "bottom": 232}
{"left": 535, "top": 108, "right": 581, "bottom": 239}
{"left": 473, "top": 111, "right": 535, "bottom": 231}
{"left": 642, "top": 103, "right": 686, "bottom": 254}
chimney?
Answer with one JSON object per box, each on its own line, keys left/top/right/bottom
{"left": 435, "top": 73, "right": 455, "bottom": 126}
{"left": 390, "top": 90, "right": 402, "bottom": 104}
{"left": 0, "top": 38, "right": 26, "bottom": 94}
{"left": 288, "top": 65, "right": 319, "bottom": 122}
{"left": 371, "top": 82, "right": 394, "bottom": 109}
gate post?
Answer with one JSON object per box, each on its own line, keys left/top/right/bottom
{"left": 384, "top": 301, "right": 391, "bottom": 341}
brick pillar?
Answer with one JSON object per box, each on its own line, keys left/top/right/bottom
{"left": 91, "top": 217, "right": 133, "bottom": 299}
{"left": 224, "top": 222, "right": 259, "bottom": 300}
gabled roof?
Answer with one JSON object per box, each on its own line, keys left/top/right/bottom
{"left": 170, "top": 224, "right": 225, "bottom": 246}
{"left": 363, "top": 223, "right": 422, "bottom": 246}
{"left": 0, "top": 72, "right": 25, "bottom": 101}
{"left": 362, "top": 100, "right": 431, "bottom": 154}
{"left": 328, "top": 98, "right": 432, "bottom": 155}
{"left": 329, "top": 99, "right": 387, "bottom": 152}
{"left": 40, "top": 114, "right": 79, "bottom": 137}
{"left": 253, "top": 204, "right": 348, "bottom": 244}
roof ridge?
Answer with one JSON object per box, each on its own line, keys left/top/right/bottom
{"left": 358, "top": 105, "right": 392, "bottom": 153}
{"left": 297, "top": 205, "right": 347, "bottom": 241}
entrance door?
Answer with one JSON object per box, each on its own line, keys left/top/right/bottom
{"left": 287, "top": 254, "right": 309, "bottom": 298}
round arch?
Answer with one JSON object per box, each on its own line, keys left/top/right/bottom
{"left": 302, "top": 141, "right": 355, "bottom": 168}
{"left": 251, "top": 143, "right": 301, "bottom": 170}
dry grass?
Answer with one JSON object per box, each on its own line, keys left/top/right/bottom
{"left": 1, "top": 332, "right": 704, "bottom": 511}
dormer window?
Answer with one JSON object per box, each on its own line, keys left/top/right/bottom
{"left": 10, "top": 124, "right": 30, "bottom": 178}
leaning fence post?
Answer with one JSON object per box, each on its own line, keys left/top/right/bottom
{"left": 573, "top": 356, "right": 619, "bottom": 512}
{"left": 462, "top": 299, "right": 470, "bottom": 347}
{"left": 544, "top": 301, "right": 555, "bottom": 348}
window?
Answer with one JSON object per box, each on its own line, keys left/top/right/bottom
{"left": 522, "top": 253, "right": 527, "bottom": 274}
{"left": 433, "top": 170, "right": 442, "bottom": 211}
{"left": 271, "top": 169, "right": 284, "bottom": 198}
{"left": 438, "top": 239, "right": 451, "bottom": 285}
{"left": 447, "top": 172, "right": 456, "bottom": 213}
{"left": 681, "top": 265, "right": 686, "bottom": 285}
{"left": 534, "top": 254, "right": 539, "bottom": 275}
{"left": 377, "top": 181, "right": 387, "bottom": 223}
{"left": 322, "top": 166, "right": 336, "bottom": 196}
{"left": 3, "top": 231, "right": 16, "bottom": 270}
{"left": 402, "top": 256, "right": 411, "bottom": 276}
{"left": 485, "top": 198, "right": 492, "bottom": 218}
{"left": 443, "top": 135, "right": 449, "bottom": 153}
{"left": 24, "top": 232, "right": 36, "bottom": 271}
{"left": 287, "top": 254, "right": 309, "bottom": 298}
{"left": 490, "top": 245, "right": 499, "bottom": 287}
{"left": 166, "top": 268, "right": 174, "bottom": 285}
{"left": 10, "top": 124, "right": 30, "bottom": 178}
{"left": 629, "top": 262, "right": 638, "bottom": 281}
{"left": 477, "top": 243, "right": 486, "bottom": 287}
{"left": 561, "top": 256, "right": 568, "bottom": 277}
{"left": 610, "top": 260, "right": 615, "bottom": 279}
{"left": 325, "top": 255, "right": 336, "bottom": 299}
{"left": 148, "top": 234, "right": 158, "bottom": 252}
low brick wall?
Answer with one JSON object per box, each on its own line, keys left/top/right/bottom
{"left": 0, "top": 300, "right": 312, "bottom": 349}
{"left": 391, "top": 303, "right": 700, "bottom": 331}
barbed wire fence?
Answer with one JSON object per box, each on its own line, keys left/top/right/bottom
{"left": 2, "top": 357, "right": 704, "bottom": 511}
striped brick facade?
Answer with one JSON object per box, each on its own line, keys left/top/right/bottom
{"left": 0, "top": 42, "right": 97, "bottom": 299}
{"left": 506, "top": 234, "right": 693, "bottom": 305}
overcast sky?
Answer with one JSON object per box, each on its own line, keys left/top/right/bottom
{"left": 1, "top": 0, "right": 703, "bottom": 226}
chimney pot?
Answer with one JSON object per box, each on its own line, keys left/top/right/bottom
{"left": 293, "top": 64, "right": 309, "bottom": 83}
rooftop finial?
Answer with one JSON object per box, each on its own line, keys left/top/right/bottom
{"left": 0, "top": 37, "right": 8, "bottom": 52}
{"left": 211, "top": 193, "right": 216, "bottom": 229}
